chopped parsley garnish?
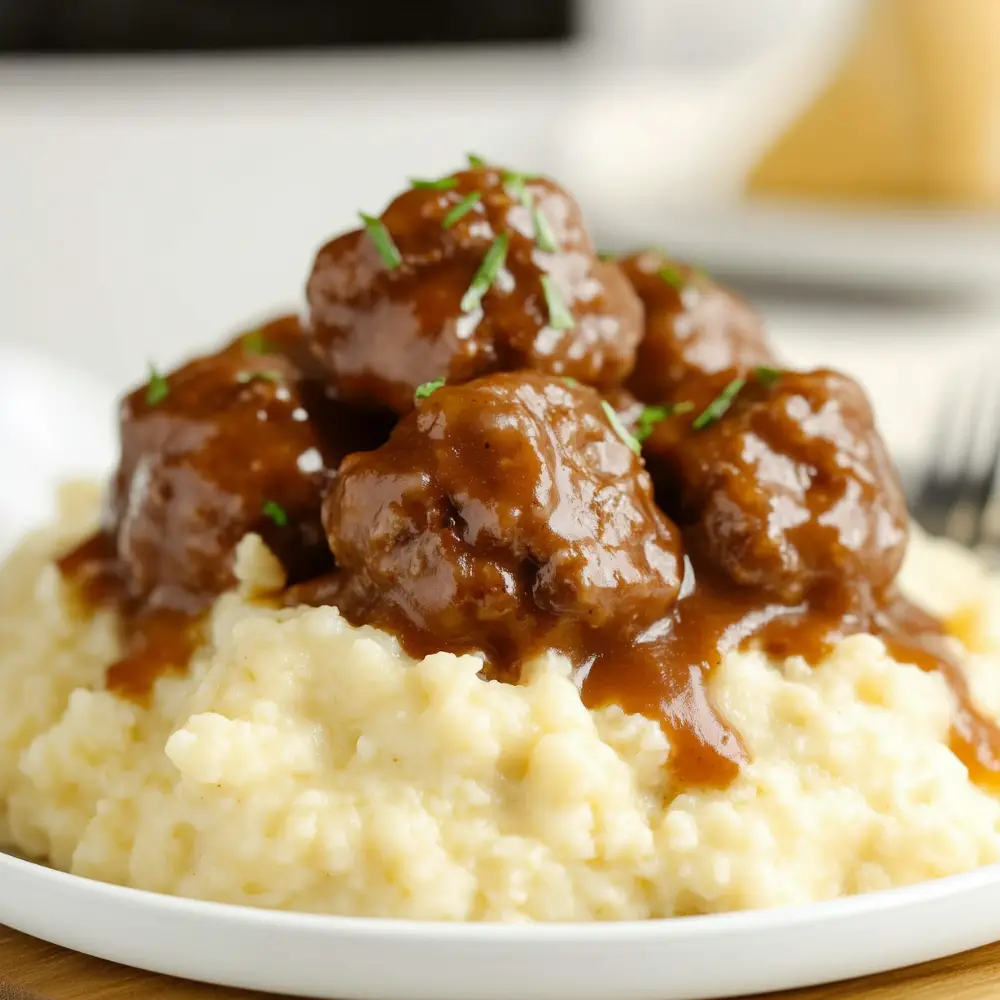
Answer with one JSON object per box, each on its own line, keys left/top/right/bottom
{"left": 597, "top": 250, "right": 618, "bottom": 262}
{"left": 541, "top": 275, "right": 573, "bottom": 330}
{"left": 410, "top": 176, "right": 458, "bottom": 191}
{"left": 562, "top": 376, "right": 580, "bottom": 388}
{"left": 442, "top": 192, "right": 482, "bottom": 229}
{"left": 692, "top": 377, "right": 747, "bottom": 430}
{"left": 261, "top": 500, "right": 288, "bottom": 528}
{"left": 414, "top": 378, "right": 445, "bottom": 401}
{"left": 461, "top": 232, "right": 509, "bottom": 313}
{"left": 241, "top": 329, "right": 269, "bottom": 355}
{"left": 501, "top": 169, "right": 532, "bottom": 204}
{"left": 531, "top": 204, "right": 559, "bottom": 253}
{"left": 358, "top": 212, "right": 402, "bottom": 270}
{"left": 236, "top": 370, "right": 282, "bottom": 385}
{"left": 498, "top": 169, "right": 560, "bottom": 253}
{"left": 467, "top": 153, "right": 487, "bottom": 169}
{"left": 145, "top": 364, "right": 169, "bottom": 406}
{"left": 634, "top": 401, "right": 695, "bottom": 443}
{"left": 601, "top": 401, "right": 641, "bottom": 456}
{"left": 658, "top": 264, "right": 686, "bottom": 291}
{"left": 754, "top": 365, "right": 782, "bottom": 387}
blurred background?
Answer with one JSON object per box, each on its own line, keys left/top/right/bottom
{"left": 0, "top": 0, "right": 999, "bottom": 498}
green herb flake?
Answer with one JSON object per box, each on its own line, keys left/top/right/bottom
{"left": 414, "top": 378, "right": 445, "bottom": 401}
{"left": 541, "top": 275, "right": 573, "bottom": 331}
{"left": 241, "top": 329, "right": 269, "bottom": 355}
{"left": 501, "top": 169, "right": 533, "bottom": 205}
{"left": 597, "top": 250, "right": 618, "bottom": 262}
{"left": 601, "top": 400, "right": 641, "bottom": 456}
{"left": 236, "top": 370, "right": 282, "bottom": 385}
{"left": 358, "top": 212, "right": 402, "bottom": 270}
{"left": 145, "top": 364, "right": 169, "bottom": 406}
{"left": 755, "top": 365, "right": 782, "bottom": 388}
{"left": 442, "top": 192, "right": 482, "bottom": 229}
{"left": 658, "top": 264, "right": 686, "bottom": 291}
{"left": 562, "top": 376, "right": 580, "bottom": 388}
{"left": 410, "top": 176, "right": 459, "bottom": 191}
{"left": 692, "top": 377, "right": 747, "bottom": 431}
{"left": 261, "top": 500, "right": 288, "bottom": 528}
{"left": 634, "top": 401, "right": 695, "bottom": 443}
{"left": 461, "top": 232, "right": 509, "bottom": 313}
{"left": 531, "top": 204, "right": 559, "bottom": 253}
{"left": 467, "top": 153, "right": 487, "bottom": 169}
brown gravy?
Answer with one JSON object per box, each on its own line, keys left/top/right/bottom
{"left": 57, "top": 531, "right": 201, "bottom": 704}
{"left": 57, "top": 523, "right": 1000, "bottom": 790}
{"left": 288, "top": 549, "right": 1000, "bottom": 791}
{"left": 582, "top": 566, "right": 1000, "bottom": 789}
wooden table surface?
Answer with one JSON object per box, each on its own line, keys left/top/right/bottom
{"left": 3, "top": 924, "right": 1000, "bottom": 1000}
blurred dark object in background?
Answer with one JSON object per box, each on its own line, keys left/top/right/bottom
{"left": 0, "top": 0, "right": 574, "bottom": 52}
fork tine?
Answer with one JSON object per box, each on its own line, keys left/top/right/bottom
{"left": 971, "top": 385, "right": 1000, "bottom": 548}
{"left": 914, "top": 379, "right": 973, "bottom": 537}
{"left": 938, "top": 369, "right": 1000, "bottom": 547}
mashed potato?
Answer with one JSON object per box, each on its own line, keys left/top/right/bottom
{"left": 2, "top": 482, "right": 1000, "bottom": 921}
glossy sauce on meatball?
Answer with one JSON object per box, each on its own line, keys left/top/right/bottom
{"left": 317, "top": 372, "right": 682, "bottom": 665}
{"left": 618, "top": 250, "right": 774, "bottom": 404}
{"left": 306, "top": 166, "right": 643, "bottom": 413}
{"left": 59, "top": 315, "right": 394, "bottom": 698}
{"left": 645, "top": 368, "right": 909, "bottom": 605}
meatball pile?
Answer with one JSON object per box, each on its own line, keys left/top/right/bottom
{"left": 73, "top": 159, "right": 909, "bottom": 698}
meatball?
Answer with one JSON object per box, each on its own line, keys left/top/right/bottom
{"left": 323, "top": 372, "right": 683, "bottom": 669}
{"left": 110, "top": 315, "right": 392, "bottom": 612}
{"left": 618, "top": 250, "right": 775, "bottom": 404}
{"left": 306, "top": 165, "right": 643, "bottom": 414}
{"left": 644, "top": 368, "right": 908, "bottom": 604}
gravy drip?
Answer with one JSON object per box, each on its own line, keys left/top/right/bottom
{"left": 56, "top": 531, "right": 201, "bottom": 703}
{"left": 292, "top": 550, "right": 1000, "bottom": 790}
{"left": 583, "top": 560, "right": 1000, "bottom": 789}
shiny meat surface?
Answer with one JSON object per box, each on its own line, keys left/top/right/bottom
{"left": 644, "top": 368, "right": 909, "bottom": 604}
{"left": 109, "top": 315, "right": 392, "bottom": 613}
{"left": 306, "top": 166, "right": 643, "bottom": 413}
{"left": 618, "top": 250, "right": 774, "bottom": 404}
{"left": 322, "top": 372, "right": 683, "bottom": 669}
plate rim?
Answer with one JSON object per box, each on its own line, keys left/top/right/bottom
{"left": 4, "top": 846, "right": 1000, "bottom": 940}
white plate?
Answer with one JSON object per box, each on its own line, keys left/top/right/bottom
{"left": 3, "top": 350, "right": 1000, "bottom": 999}
{"left": 595, "top": 201, "right": 1000, "bottom": 294}
{"left": 3, "top": 848, "right": 1000, "bottom": 999}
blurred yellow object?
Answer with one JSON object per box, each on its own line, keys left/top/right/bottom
{"left": 748, "top": 0, "right": 1000, "bottom": 206}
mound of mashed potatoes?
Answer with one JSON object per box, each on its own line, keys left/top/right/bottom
{"left": 2, "top": 481, "right": 1000, "bottom": 921}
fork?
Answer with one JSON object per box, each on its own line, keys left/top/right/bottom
{"left": 910, "top": 375, "right": 1000, "bottom": 555}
